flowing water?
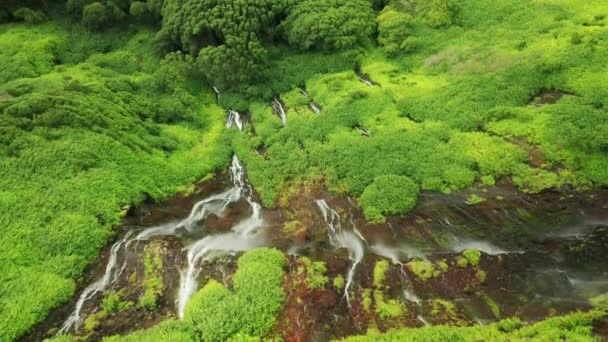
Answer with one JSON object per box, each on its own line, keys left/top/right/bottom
{"left": 36, "top": 110, "right": 607, "bottom": 340}
{"left": 271, "top": 97, "right": 287, "bottom": 127}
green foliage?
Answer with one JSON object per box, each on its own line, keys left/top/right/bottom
{"left": 360, "top": 175, "right": 420, "bottom": 223}
{"left": 462, "top": 249, "right": 481, "bottom": 266}
{"left": 297, "top": 256, "right": 329, "bottom": 290}
{"left": 406, "top": 259, "right": 438, "bottom": 281}
{"left": 427, "top": 0, "right": 456, "bottom": 28}
{"left": 157, "top": 0, "right": 292, "bottom": 88}
{"left": 373, "top": 260, "right": 389, "bottom": 287}
{"left": 101, "top": 292, "right": 133, "bottom": 314}
{"left": 0, "top": 25, "right": 229, "bottom": 341}
{"left": 333, "top": 274, "right": 345, "bottom": 290}
{"left": 282, "top": 0, "right": 376, "bottom": 51}
{"left": 139, "top": 244, "right": 164, "bottom": 311}
{"left": 373, "top": 291, "right": 404, "bottom": 319}
{"left": 343, "top": 310, "right": 606, "bottom": 341}
{"left": 104, "top": 319, "right": 194, "bottom": 342}
{"left": 377, "top": 8, "right": 417, "bottom": 55}
{"left": 185, "top": 248, "right": 286, "bottom": 341}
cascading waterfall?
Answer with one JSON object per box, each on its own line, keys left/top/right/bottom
{"left": 358, "top": 76, "right": 374, "bottom": 87}
{"left": 369, "top": 243, "right": 422, "bottom": 305}
{"left": 316, "top": 200, "right": 365, "bottom": 306}
{"left": 58, "top": 234, "right": 132, "bottom": 334}
{"left": 176, "top": 155, "right": 265, "bottom": 318}
{"left": 225, "top": 110, "right": 243, "bottom": 131}
{"left": 57, "top": 165, "right": 247, "bottom": 334}
{"left": 271, "top": 97, "right": 287, "bottom": 127}
{"left": 309, "top": 102, "right": 321, "bottom": 114}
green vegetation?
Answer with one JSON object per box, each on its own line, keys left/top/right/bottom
{"left": 342, "top": 310, "right": 606, "bottom": 341}
{"left": 0, "top": 22, "right": 229, "bottom": 341}
{"left": 360, "top": 175, "right": 420, "bottom": 222}
{"left": 297, "top": 256, "right": 329, "bottom": 290}
{"left": 333, "top": 274, "right": 345, "bottom": 290}
{"left": 406, "top": 259, "right": 439, "bottom": 281}
{"left": 185, "top": 248, "right": 286, "bottom": 341}
{"left": 4, "top": 0, "right": 608, "bottom": 340}
{"left": 373, "top": 291, "right": 404, "bottom": 319}
{"left": 373, "top": 260, "right": 390, "bottom": 287}
{"left": 139, "top": 243, "right": 165, "bottom": 310}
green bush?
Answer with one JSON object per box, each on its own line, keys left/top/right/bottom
{"left": 185, "top": 248, "right": 286, "bottom": 341}
{"left": 360, "top": 175, "right": 420, "bottom": 223}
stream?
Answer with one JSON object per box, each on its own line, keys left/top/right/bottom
{"left": 26, "top": 103, "right": 608, "bottom": 341}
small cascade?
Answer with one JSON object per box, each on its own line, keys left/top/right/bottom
{"left": 225, "top": 110, "right": 244, "bottom": 131}
{"left": 176, "top": 155, "right": 265, "bottom": 318}
{"left": 316, "top": 200, "right": 365, "bottom": 306}
{"left": 211, "top": 85, "right": 221, "bottom": 104}
{"left": 271, "top": 97, "right": 287, "bottom": 127}
{"left": 369, "top": 243, "right": 423, "bottom": 305}
{"left": 451, "top": 239, "right": 507, "bottom": 255}
{"left": 309, "top": 102, "right": 321, "bottom": 114}
{"left": 299, "top": 88, "right": 308, "bottom": 97}
{"left": 358, "top": 76, "right": 374, "bottom": 87}
{"left": 58, "top": 233, "right": 132, "bottom": 334}
{"left": 417, "top": 315, "right": 430, "bottom": 327}
{"left": 354, "top": 125, "right": 370, "bottom": 137}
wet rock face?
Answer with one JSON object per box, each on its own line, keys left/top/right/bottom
{"left": 28, "top": 172, "right": 608, "bottom": 340}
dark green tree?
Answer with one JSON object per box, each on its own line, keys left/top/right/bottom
{"left": 282, "top": 0, "right": 376, "bottom": 51}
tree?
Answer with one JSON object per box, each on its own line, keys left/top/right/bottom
{"left": 377, "top": 7, "right": 418, "bottom": 55}
{"left": 82, "top": 2, "right": 109, "bottom": 30}
{"left": 427, "top": 0, "right": 455, "bottom": 28}
{"left": 282, "top": 0, "right": 376, "bottom": 51}
{"left": 156, "top": 0, "right": 293, "bottom": 88}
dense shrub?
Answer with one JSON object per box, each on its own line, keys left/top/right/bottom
{"left": 377, "top": 8, "right": 417, "bottom": 55}
{"left": 185, "top": 248, "right": 286, "bottom": 341}
{"left": 282, "top": 0, "right": 376, "bottom": 51}
{"left": 360, "top": 175, "right": 420, "bottom": 222}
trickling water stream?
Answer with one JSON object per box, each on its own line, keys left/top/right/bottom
{"left": 316, "top": 200, "right": 365, "bottom": 306}
{"left": 271, "top": 97, "right": 287, "bottom": 127}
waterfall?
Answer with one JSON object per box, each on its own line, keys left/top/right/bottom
{"left": 315, "top": 200, "right": 365, "bottom": 306}
{"left": 369, "top": 243, "right": 423, "bottom": 305}
{"left": 58, "top": 233, "right": 132, "bottom": 334}
{"left": 176, "top": 155, "right": 265, "bottom": 318}
{"left": 211, "top": 85, "right": 221, "bottom": 104}
{"left": 309, "top": 102, "right": 321, "bottom": 114}
{"left": 225, "top": 110, "right": 243, "bottom": 131}
{"left": 358, "top": 76, "right": 374, "bottom": 87}
{"left": 271, "top": 97, "right": 287, "bottom": 127}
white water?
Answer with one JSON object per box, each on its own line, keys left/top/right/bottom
{"left": 310, "top": 102, "right": 321, "bottom": 114}
{"left": 212, "top": 85, "right": 221, "bottom": 103}
{"left": 176, "top": 155, "right": 265, "bottom": 318}
{"left": 59, "top": 154, "right": 258, "bottom": 333}
{"left": 451, "top": 240, "right": 507, "bottom": 255}
{"left": 404, "top": 289, "right": 421, "bottom": 305}
{"left": 58, "top": 233, "right": 132, "bottom": 334}
{"left": 358, "top": 76, "right": 374, "bottom": 87}
{"left": 225, "top": 110, "right": 243, "bottom": 131}
{"left": 271, "top": 97, "right": 287, "bottom": 127}
{"left": 417, "top": 315, "right": 430, "bottom": 327}
{"left": 316, "top": 200, "right": 365, "bottom": 306}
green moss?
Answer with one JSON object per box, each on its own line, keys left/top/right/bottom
{"left": 437, "top": 259, "right": 449, "bottom": 272}
{"left": 343, "top": 311, "right": 605, "bottom": 341}
{"left": 479, "top": 292, "right": 501, "bottom": 319}
{"left": 362, "top": 289, "right": 372, "bottom": 312}
{"left": 406, "top": 259, "right": 438, "bottom": 281}
{"left": 373, "top": 290, "right": 404, "bottom": 319}
{"left": 475, "top": 269, "right": 487, "bottom": 284}
{"left": 431, "top": 299, "right": 457, "bottom": 318}
{"left": 466, "top": 194, "right": 486, "bottom": 205}
{"left": 590, "top": 292, "right": 608, "bottom": 310}
{"left": 297, "top": 257, "right": 329, "bottom": 290}
{"left": 139, "top": 243, "right": 164, "bottom": 311}
{"left": 373, "top": 260, "right": 390, "bottom": 288}
{"left": 333, "top": 274, "right": 345, "bottom": 290}
{"left": 360, "top": 175, "right": 420, "bottom": 223}
{"left": 462, "top": 249, "right": 482, "bottom": 267}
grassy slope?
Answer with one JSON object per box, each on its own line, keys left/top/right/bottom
{"left": 0, "top": 22, "right": 230, "bottom": 340}
{"left": 232, "top": 0, "right": 607, "bottom": 222}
